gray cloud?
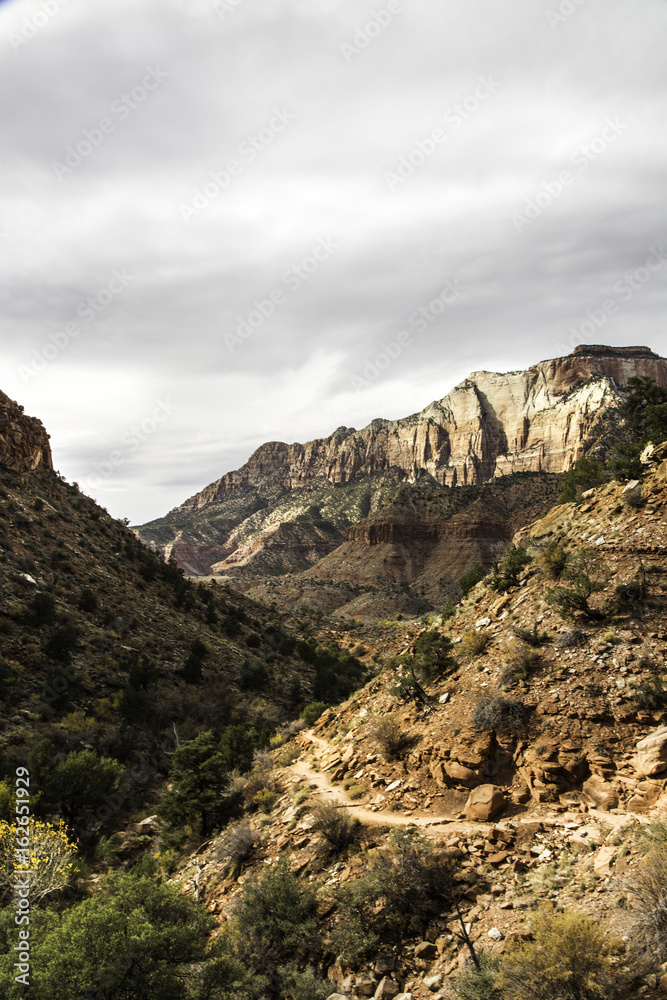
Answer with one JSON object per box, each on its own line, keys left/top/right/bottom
{"left": 1, "top": 0, "right": 666, "bottom": 523}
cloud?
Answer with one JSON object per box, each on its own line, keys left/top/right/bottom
{"left": 1, "top": 0, "right": 666, "bottom": 523}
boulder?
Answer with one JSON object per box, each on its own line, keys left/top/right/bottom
{"left": 414, "top": 941, "right": 438, "bottom": 961}
{"left": 581, "top": 775, "right": 619, "bottom": 811}
{"left": 374, "top": 978, "right": 401, "bottom": 1000}
{"left": 593, "top": 846, "right": 616, "bottom": 875}
{"left": 375, "top": 955, "right": 395, "bottom": 975}
{"left": 429, "top": 759, "right": 447, "bottom": 786}
{"left": 423, "top": 974, "right": 443, "bottom": 992}
{"left": 635, "top": 727, "right": 667, "bottom": 776}
{"left": 445, "top": 762, "right": 480, "bottom": 786}
{"left": 465, "top": 784, "right": 505, "bottom": 821}
{"left": 355, "top": 975, "right": 379, "bottom": 997}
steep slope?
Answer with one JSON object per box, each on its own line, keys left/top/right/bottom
{"left": 165, "top": 440, "right": 667, "bottom": 1000}
{"left": 0, "top": 393, "right": 368, "bottom": 839}
{"left": 244, "top": 472, "right": 564, "bottom": 618}
{"left": 136, "top": 345, "right": 667, "bottom": 599}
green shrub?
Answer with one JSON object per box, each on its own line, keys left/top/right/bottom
{"left": 499, "top": 908, "right": 625, "bottom": 1000}
{"left": 0, "top": 865, "right": 220, "bottom": 1000}
{"left": 558, "top": 455, "right": 608, "bottom": 503}
{"left": 461, "top": 630, "right": 492, "bottom": 658}
{"left": 28, "top": 742, "right": 125, "bottom": 835}
{"left": 545, "top": 547, "right": 608, "bottom": 620}
{"left": 440, "top": 600, "right": 457, "bottom": 621}
{"left": 332, "top": 828, "right": 454, "bottom": 964}
{"left": 300, "top": 701, "right": 328, "bottom": 727}
{"left": 29, "top": 591, "right": 57, "bottom": 625}
{"left": 157, "top": 731, "right": 231, "bottom": 835}
{"left": 537, "top": 539, "right": 569, "bottom": 580}
{"left": 227, "top": 858, "right": 320, "bottom": 974}
{"left": 510, "top": 622, "right": 550, "bottom": 647}
{"left": 312, "top": 801, "right": 360, "bottom": 854}
{"left": 631, "top": 676, "right": 667, "bottom": 711}
{"left": 607, "top": 375, "right": 667, "bottom": 481}
{"left": 346, "top": 784, "right": 366, "bottom": 800}
{"left": 454, "top": 955, "right": 502, "bottom": 999}
{"left": 413, "top": 629, "right": 458, "bottom": 681}
{"left": 459, "top": 564, "right": 486, "bottom": 596}
{"left": 369, "top": 716, "right": 408, "bottom": 759}
{"left": 277, "top": 965, "right": 331, "bottom": 1000}
{"left": 43, "top": 622, "right": 80, "bottom": 663}
{"left": 254, "top": 788, "right": 278, "bottom": 813}
{"left": 78, "top": 588, "right": 98, "bottom": 613}
{"left": 489, "top": 547, "right": 532, "bottom": 593}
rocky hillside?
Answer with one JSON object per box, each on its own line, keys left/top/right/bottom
{"left": 0, "top": 394, "right": 369, "bottom": 839}
{"left": 162, "top": 438, "right": 667, "bottom": 1000}
{"left": 136, "top": 345, "right": 667, "bottom": 611}
{"left": 243, "top": 473, "right": 564, "bottom": 619}
{"left": 0, "top": 389, "right": 52, "bottom": 473}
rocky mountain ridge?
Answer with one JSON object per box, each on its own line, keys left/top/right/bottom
{"left": 137, "top": 345, "right": 667, "bottom": 607}
{"left": 174, "top": 346, "right": 667, "bottom": 513}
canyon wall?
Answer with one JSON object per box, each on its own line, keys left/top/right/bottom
{"left": 175, "top": 346, "right": 667, "bottom": 514}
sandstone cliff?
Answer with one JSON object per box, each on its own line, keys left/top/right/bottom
{"left": 175, "top": 345, "right": 667, "bottom": 514}
{"left": 137, "top": 346, "right": 667, "bottom": 591}
{"left": 0, "top": 390, "right": 52, "bottom": 473}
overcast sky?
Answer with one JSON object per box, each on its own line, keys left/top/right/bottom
{"left": 1, "top": 0, "right": 666, "bottom": 523}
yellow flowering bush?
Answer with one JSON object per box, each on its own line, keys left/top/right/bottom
{"left": 0, "top": 818, "right": 77, "bottom": 902}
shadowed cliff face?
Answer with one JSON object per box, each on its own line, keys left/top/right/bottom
{"left": 0, "top": 391, "right": 52, "bottom": 473}
{"left": 136, "top": 346, "right": 667, "bottom": 592}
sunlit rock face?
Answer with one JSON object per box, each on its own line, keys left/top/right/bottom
{"left": 176, "top": 346, "right": 667, "bottom": 512}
